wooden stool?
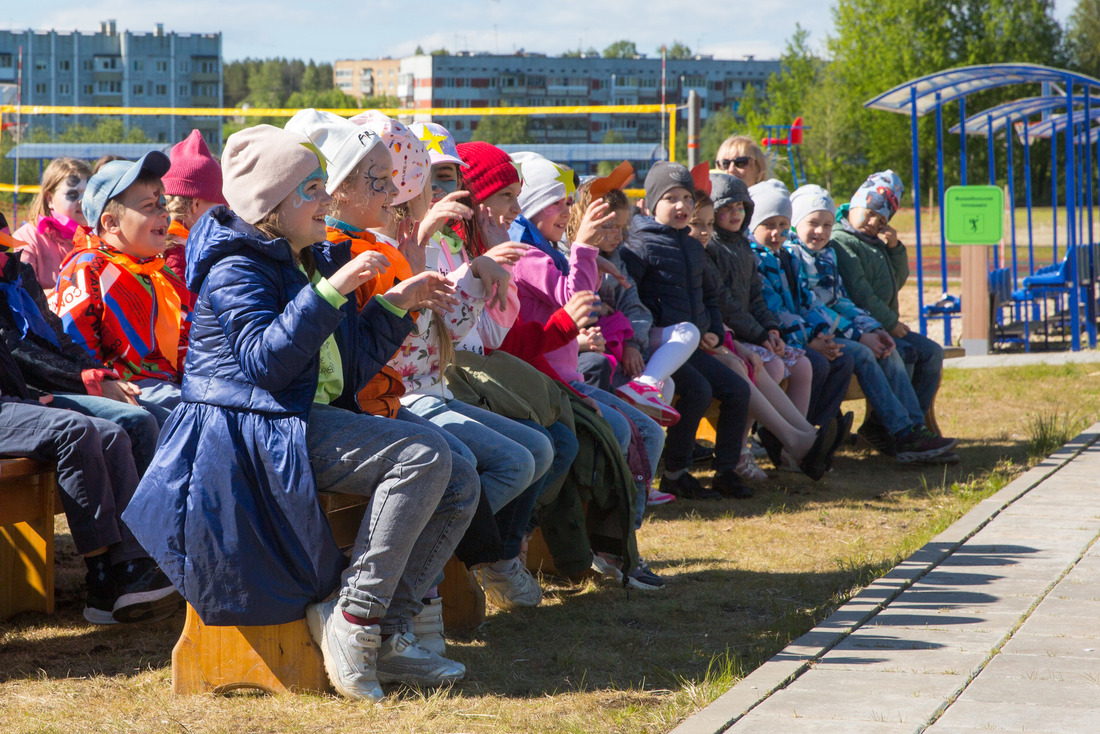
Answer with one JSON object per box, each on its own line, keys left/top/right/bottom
{"left": 172, "top": 491, "right": 486, "bottom": 695}
{"left": 0, "top": 459, "right": 59, "bottom": 619}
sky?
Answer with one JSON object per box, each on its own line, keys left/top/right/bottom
{"left": 0, "top": 0, "right": 1079, "bottom": 64}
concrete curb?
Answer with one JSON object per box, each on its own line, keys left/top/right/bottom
{"left": 668, "top": 423, "right": 1100, "bottom": 734}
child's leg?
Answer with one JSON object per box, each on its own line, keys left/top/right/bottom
{"left": 663, "top": 361, "right": 712, "bottom": 473}
{"left": 895, "top": 331, "right": 944, "bottom": 415}
{"left": 47, "top": 393, "right": 161, "bottom": 474}
{"left": 306, "top": 404, "right": 476, "bottom": 635}
{"left": 833, "top": 339, "right": 918, "bottom": 435}
{"left": 641, "top": 323, "right": 701, "bottom": 384}
{"left": 803, "top": 348, "right": 856, "bottom": 426}
{"left": 130, "top": 378, "right": 182, "bottom": 427}
{"left": 785, "top": 355, "right": 814, "bottom": 417}
{"left": 572, "top": 382, "right": 664, "bottom": 482}
{"left": 577, "top": 351, "right": 614, "bottom": 391}
{"left": 678, "top": 351, "right": 751, "bottom": 475}
{"left": 753, "top": 367, "right": 815, "bottom": 434}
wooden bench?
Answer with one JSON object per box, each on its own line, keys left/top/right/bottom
{"left": 0, "top": 458, "right": 60, "bottom": 620}
{"left": 172, "top": 492, "right": 486, "bottom": 695}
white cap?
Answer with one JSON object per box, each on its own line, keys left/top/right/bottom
{"left": 285, "top": 108, "right": 382, "bottom": 195}
{"left": 512, "top": 151, "right": 575, "bottom": 220}
{"left": 348, "top": 110, "right": 431, "bottom": 205}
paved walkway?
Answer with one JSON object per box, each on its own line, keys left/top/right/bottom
{"left": 672, "top": 424, "right": 1100, "bottom": 734}
{"left": 944, "top": 349, "right": 1100, "bottom": 370}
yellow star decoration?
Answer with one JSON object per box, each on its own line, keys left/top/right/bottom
{"left": 553, "top": 163, "right": 576, "bottom": 197}
{"left": 418, "top": 126, "right": 448, "bottom": 155}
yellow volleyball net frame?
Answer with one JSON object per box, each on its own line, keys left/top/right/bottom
{"left": 0, "top": 103, "right": 678, "bottom": 197}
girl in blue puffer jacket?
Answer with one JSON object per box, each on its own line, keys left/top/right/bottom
{"left": 122, "top": 125, "right": 477, "bottom": 702}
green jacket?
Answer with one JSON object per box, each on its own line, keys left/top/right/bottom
{"left": 537, "top": 387, "right": 639, "bottom": 580}
{"left": 830, "top": 214, "right": 908, "bottom": 332}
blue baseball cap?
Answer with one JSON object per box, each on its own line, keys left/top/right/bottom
{"left": 82, "top": 150, "right": 172, "bottom": 234}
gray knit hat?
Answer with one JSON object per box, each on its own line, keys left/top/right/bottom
{"left": 709, "top": 173, "right": 753, "bottom": 234}
{"left": 747, "top": 179, "right": 793, "bottom": 233}
{"left": 221, "top": 124, "right": 326, "bottom": 225}
{"left": 644, "top": 161, "right": 694, "bottom": 213}
{"left": 790, "top": 184, "right": 836, "bottom": 229}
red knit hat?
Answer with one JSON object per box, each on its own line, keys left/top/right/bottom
{"left": 163, "top": 129, "right": 228, "bottom": 205}
{"left": 455, "top": 141, "right": 520, "bottom": 204}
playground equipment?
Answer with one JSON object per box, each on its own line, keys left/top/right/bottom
{"left": 761, "top": 117, "right": 807, "bottom": 187}
{"left": 866, "top": 64, "right": 1100, "bottom": 352}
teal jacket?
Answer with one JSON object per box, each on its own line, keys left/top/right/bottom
{"left": 830, "top": 206, "right": 908, "bottom": 331}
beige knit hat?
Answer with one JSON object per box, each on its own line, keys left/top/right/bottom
{"left": 221, "top": 124, "right": 326, "bottom": 225}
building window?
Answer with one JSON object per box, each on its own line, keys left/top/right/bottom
{"left": 96, "top": 80, "right": 122, "bottom": 94}
{"left": 82, "top": 83, "right": 93, "bottom": 95}
{"left": 0, "top": 54, "right": 12, "bottom": 69}
{"left": 197, "top": 59, "right": 218, "bottom": 74}
{"left": 179, "top": 84, "right": 189, "bottom": 96}
{"left": 95, "top": 56, "right": 120, "bottom": 71}
{"left": 34, "top": 59, "right": 48, "bottom": 71}
{"left": 34, "top": 82, "right": 48, "bottom": 94}
{"left": 133, "top": 60, "right": 144, "bottom": 72}
{"left": 133, "top": 84, "right": 144, "bottom": 95}
{"left": 58, "top": 59, "right": 71, "bottom": 71}
{"left": 81, "top": 59, "right": 93, "bottom": 71}
{"left": 58, "top": 82, "right": 71, "bottom": 95}
{"left": 156, "top": 83, "right": 167, "bottom": 95}
{"left": 179, "top": 61, "right": 190, "bottom": 72}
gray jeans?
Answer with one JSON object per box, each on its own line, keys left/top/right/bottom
{"left": 305, "top": 403, "right": 477, "bottom": 634}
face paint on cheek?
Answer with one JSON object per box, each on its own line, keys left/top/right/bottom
{"left": 365, "top": 165, "right": 389, "bottom": 195}
{"left": 291, "top": 167, "right": 326, "bottom": 209}
{"left": 432, "top": 177, "right": 458, "bottom": 197}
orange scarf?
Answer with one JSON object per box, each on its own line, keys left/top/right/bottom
{"left": 167, "top": 220, "right": 190, "bottom": 241}
{"left": 97, "top": 247, "right": 184, "bottom": 369}
{"left": 325, "top": 226, "right": 413, "bottom": 308}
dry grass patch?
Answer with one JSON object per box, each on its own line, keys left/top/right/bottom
{"left": 2, "top": 361, "right": 1099, "bottom": 733}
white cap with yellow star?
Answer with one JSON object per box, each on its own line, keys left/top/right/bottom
{"left": 511, "top": 151, "right": 576, "bottom": 220}
{"left": 408, "top": 121, "right": 464, "bottom": 167}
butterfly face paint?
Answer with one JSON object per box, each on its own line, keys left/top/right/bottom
{"left": 291, "top": 167, "right": 327, "bottom": 209}
{"left": 48, "top": 173, "right": 89, "bottom": 224}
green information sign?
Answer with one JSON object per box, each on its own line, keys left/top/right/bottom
{"left": 944, "top": 185, "right": 1004, "bottom": 245}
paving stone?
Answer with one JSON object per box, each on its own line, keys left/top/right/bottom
{"left": 812, "top": 647, "right": 987, "bottom": 676}
{"left": 729, "top": 713, "right": 917, "bottom": 733}
{"left": 928, "top": 698, "right": 1100, "bottom": 732}
{"left": 999, "top": 632, "right": 1100, "bottom": 660}
{"left": 1010, "top": 613, "right": 1100, "bottom": 638}
{"left": 1031, "top": 594, "right": 1100, "bottom": 618}
{"left": 748, "top": 684, "right": 942, "bottom": 727}
{"left": 951, "top": 671, "right": 1100, "bottom": 708}
{"left": 780, "top": 667, "right": 966, "bottom": 699}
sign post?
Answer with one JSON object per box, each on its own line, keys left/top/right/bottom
{"left": 944, "top": 185, "right": 1004, "bottom": 356}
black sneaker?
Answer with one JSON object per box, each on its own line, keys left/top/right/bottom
{"left": 84, "top": 555, "right": 118, "bottom": 625}
{"left": 858, "top": 420, "right": 897, "bottom": 457}
{"left": 826, "top": 412, "right": 855, "bottom": 470}
{"left": 799, "top": 417, "right": 838, "bottom": 481}
{"left": 895, "top": 426, "right": 957, "bottom": 464}
{"left": 756, "top": 427, "right": 783, "bottom": 468}
{"left": 692, "top": 442, "right": 715, "bottom": 464}
{"left": 661, "top": 471, "right": 720, "bottom": 499}
{"left": 712, "top": 470, "right": 753, "bottom": 499}
{"left": 112, "top": 558, "right": 184, "bottom": 624}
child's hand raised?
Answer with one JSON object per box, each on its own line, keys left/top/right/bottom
{"left": 384, "top": 271, "right": 458, "bottom": 315}
{"left": 574, "top": 199, "right": 617, "bottom": 248}
{"left": 419, "top": 190, "right": 474, "bottom": 246}
{"left": 483, "top": 242, "right": 529, "bottom": 266}
{"left": 563, "top": 290, "right": 600, "bottom": 329}
{"left": 328, "top": 250, "right": 391, "bottom": 295}
{"left": 478, "top": 205, "right": 513, "bottom": 247}
{"left": 469, "top": 255, "right": 513, "bottom": 311}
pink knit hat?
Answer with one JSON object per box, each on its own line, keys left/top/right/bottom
{"left": 222, "top": 125, "right": 325, "bottom": 225}
{"left": 455, "top": 142, "right": 521, "bottom": 205}
{"left": 162, "top": 129, "right": 227, "bottom": 205}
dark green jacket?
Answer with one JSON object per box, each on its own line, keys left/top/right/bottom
{"left": 831, "top": 214, "right": 908, "bottom": 332}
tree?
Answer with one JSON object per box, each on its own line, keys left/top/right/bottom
{"left": 664, "top": 41, "right": 692, "bottom": 60}
{"left": 285, "top": 88, "right": 358, "bottom": 110}
{"left": 472, "top": 115, "right": 532, "bottom": 145}
{"left": 430, "top": 48, "right": 450, "bottom": 56}
{"left": 603, "top": 40, "right": 638, "bottom": 59}
{"left": 414, "top": 45, "right": 425, "bottom": 56}
{"left": 1066, "top": 0, "right": 1100, "bottom": 78}
{"left": 563, "top": 47, "right": 600, "bottom": 58}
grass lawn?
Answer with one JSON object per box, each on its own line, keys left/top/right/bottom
{"left": 2, "top": 359, "right": 1098, "bottom": 733}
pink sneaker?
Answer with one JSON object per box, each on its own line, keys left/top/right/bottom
{"left": 647, "top": 487, "right": 677, "bottom": 506}
{"left": 616, "top": 380, "right": 680, "bottom": 426}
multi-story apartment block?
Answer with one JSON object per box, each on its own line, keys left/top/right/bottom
{"left": 333, "top": 57, "right": 402, "bottom": 101}
{"left": 0, "top": 20, "right": 223, "bottom": 148}
{"left": 374, "top": 52, "right": 780, "bottom": 146}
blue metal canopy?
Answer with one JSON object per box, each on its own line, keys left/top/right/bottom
{"left": 865, "top": 64, "right": 1100, "bottom": 117}
{"left": 948, "top": 96, "right": 1100, "bottom": 136}
{"left": 1015, "top": 108, "right": 1100, "bottom": 139}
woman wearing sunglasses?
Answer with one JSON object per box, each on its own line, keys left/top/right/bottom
{"left": 716, "top": 136, "right": 769, "bottom": 188}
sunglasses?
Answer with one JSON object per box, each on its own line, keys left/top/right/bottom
{"left": 720, "top": 156, "right": 753, "bottom": 169}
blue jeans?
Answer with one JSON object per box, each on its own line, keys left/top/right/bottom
{"left": 895, "top": 330, "right": 943, "bottom": 414}
{"left": 132, "top": 378, "right": 182, "bottom": 427}
{"left": 49, "top": 393, "right": 160, "bottom": 475}
{"left": 804, "top": 347, "right": 856, "bottom": 427}
{"left": 306, "top": 403, "right": 477, "bottom": 635}
{"left": 402, "top": 395, "right": 552, "bottom": 513}
{"left": 835, "top": 337, "right": 923, "bottom": 435}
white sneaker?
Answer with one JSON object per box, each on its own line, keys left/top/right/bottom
{"left": 306, "top": 598, "right": 384, "bottom": 702}
{"left": 410, "top": 597, "right": 446, "bottom": 656}
{"left": 472, "top": 559, "right": 543, "bottom": 610}
{"left": 376, "top": 632, "right": 465, "bottom": 686}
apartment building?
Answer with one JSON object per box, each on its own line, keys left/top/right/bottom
{"left": 0, "top": 20, "right": 223, "bottom": 148}
{"left": 333, "top": 57, "right": 402, "bottom": 101}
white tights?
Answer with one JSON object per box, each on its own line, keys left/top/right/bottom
{"left": 641, "top": 323, "right": 700, "bottom": 392}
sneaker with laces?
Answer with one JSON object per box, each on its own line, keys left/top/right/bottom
{"left": 628, "top": 560, "right": 665, "bottom": 590}
{"left": 306, "top": 598, "right": 384, "bottom": 701}
{"left": 591, "top": 552, "right": 624, "bottom": 583}
{"left": 736, "top": 449, "right": 768, "bottom": 481}
{"left": 895, "top": 426, "right": 957, "bottom": 463}
{"left": 410, "top": 597, "right": 446, "bottom": 656}
{"left": 857, "top": 419, "right": 897, "bottom": 457}
{"left": 376, "top": 632, "right": 465, "bottom": 686}
{"left": 472, "top": 559, "right": 543, "bottom": 609}
{"left": 615, "top": 380, "right": 681, "bottom": 426}
{"left": 83, "top": 555, "right": 118, "bottom": 626}
{"left": 646, "top": 487, "right": 677, "bottom": 506}
{"left": 111, "top": 558, "right": 184, "bottom": 624}
{"left": 660, "top": 471, "right": 720, "bottom": 499}
{"left": 712, "top": 470, "right": 753, "bottom": 499}
{"left": 692, "top": 442, "right": 715, "bottom": 464}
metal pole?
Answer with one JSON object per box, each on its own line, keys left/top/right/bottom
{"left": 934, "top": 95, "right": 946, "bottom": 340}
{"left": 1052, "top": 121, "right": 1059, "bottom": 264}
{"left": 14, "top": 46, "right": 21, "bottom": 223}
{"left": 1064, "top": 82, "right": 1080, "bottom": 350}
{"left": 1024, "top": 125, "right": 1035, "bottom": 281}
{"left": 660, "top": 46, "right": 667, "bottom": 161}
{"left": 988, "top": 114, "right": 999, "bottom": 269}
{"left": 1083, "top": 94, "right": 1096, "bottom": 348}
{"left": 686, "top": 89, "right": 700, "bottom": 169}
{"left": 1007, "top": 115, "right": 1017, "bottom": 304}
{"left": 910, "top": 86, "right": 926, "bottom": 340}
{"left": 959, "top": 97, "right": 967, "bottom": 185}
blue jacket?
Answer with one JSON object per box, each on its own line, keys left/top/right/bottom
{"left": 750, "top": 239, "right": 828, "bottom": 348}
{"left": 122, "top": 206, "right": 412, "bottom": 625}
{"left": 621, "top": 215, "right": 723, "bottom": 336}
{"left": 509, "top": 214, "right": 569, "bottom": 275}
{"left": 785, "top": 235, "right": 881, "bottom": 342}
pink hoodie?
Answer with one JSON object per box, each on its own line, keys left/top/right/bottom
{"left": 511, "top": 243, "right": 599, "bottom": 383}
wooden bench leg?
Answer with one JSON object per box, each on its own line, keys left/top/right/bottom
{"left": 439, "top": 555, "right": 485, "bottom": 632}
{"left": 0, "top": 464, "right": 56, "bottom": 619}
{"left": 172, "top": 604, "right": 330, "bottom": 695}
